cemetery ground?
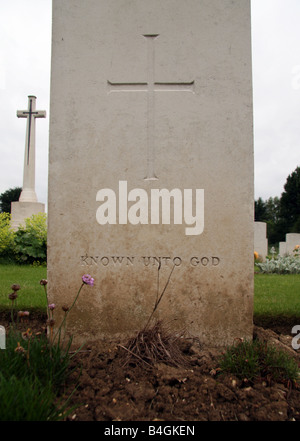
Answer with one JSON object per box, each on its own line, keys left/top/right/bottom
{"left": 0, "top": 264, "right": 299, "bottom": 421}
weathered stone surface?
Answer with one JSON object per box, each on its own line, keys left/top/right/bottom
{"left": 48, "top": 0, "right": 254, "bottom": 346}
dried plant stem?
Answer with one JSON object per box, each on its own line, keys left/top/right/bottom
{"left": 119, "top": 263, "right": 190, "bottom": 368}
{"left": 53, "top": 283, "right": 84, "bottom": 343}
{"left": 121, "top": 321, "right": 188, "bottom": 368}
{"left": 42, "top": 284, "right": 50, "bottom": 320}
{"left": 118, "top": 344, "right": 153, "bottom": 368}
{"left": 143, "top": 263, "right": 176, "bottom": 332}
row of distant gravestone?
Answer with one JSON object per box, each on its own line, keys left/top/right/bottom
{"left": 255, "top": 222, "right": 300, "bottom": 260}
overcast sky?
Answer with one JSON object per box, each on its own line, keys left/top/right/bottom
{"left": 0, "top": 0, "right": 299, "bottom": 207}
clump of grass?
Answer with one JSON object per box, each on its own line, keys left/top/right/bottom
{"left": 0, "top": 327, "right": 75, "bottom": 421}
{"left": 0, "top": 275, "right": 95, "bottom": 421}
{"left": 0, "top": 375, "right": 58, "bottom": 422}
{"left": 120, "top": 264, "right": 189, "bottom": 368}
{"left": 219, "top": 339, "right": 299, "bottom": 387}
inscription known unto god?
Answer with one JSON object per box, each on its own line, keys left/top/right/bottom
{"left": 80, "top": 255, "right": 220, "bottom": 267}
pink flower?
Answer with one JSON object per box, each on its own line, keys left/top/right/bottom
{"left": 48, "top": 303, "right": 56, "bottom": 310}
{"left": 82, "top": 274, "right": 94, "bottom": 286}
{"left": 18, "top": 311, "right": 30, "bottom": 318}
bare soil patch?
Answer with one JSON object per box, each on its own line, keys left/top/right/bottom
{"left": 1, "top": 311, "right": 299, "bottom": 422}
{"left": 65, "top": 322, "right": 300, "bottom": 422}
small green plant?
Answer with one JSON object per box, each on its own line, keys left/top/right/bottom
{"left": 14, "top": 213, "right": 47, "bottom": 264}
{"left": 269, "top": 246, "right": 277, "bottom": 259}
{"left": 256, "top": 255, "right": 300, "bottom": 274}
{"left": 219, "top": 339, "right": 299, "bottom": 386}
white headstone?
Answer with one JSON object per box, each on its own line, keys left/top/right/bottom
{"left": 286, "top": 233, "right": 300, "bottom": 255}
{"left": 254, "top": 222, "right": 268, "bottom": 260}
{"left": 279, "top": 233, "right": 300, "bottom": 256}
{"left": 48, "top": 0, "right": 254, "bottom": 347}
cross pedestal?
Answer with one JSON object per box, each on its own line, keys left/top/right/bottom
{"left": 11, "top": 96, "right": 46, "bottom": 230}
{"left": 11, "top": 201, "right": 46, "bottom": 230}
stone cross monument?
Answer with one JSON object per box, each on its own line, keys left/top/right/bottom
{"left": 11, "top": 95, "right": 46, "bottom": 230}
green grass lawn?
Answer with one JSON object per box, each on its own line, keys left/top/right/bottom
{"left": 254, "top": 273, "right": 300, "bottom": 318}
{"left": 0, "top": 264, "right": 47, "bottom": 311}
{"left": 0, "top": 264, "right": 299, "bottom": 319}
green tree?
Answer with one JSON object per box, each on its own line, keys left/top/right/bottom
{"left": 254, "top": 197, "right": 267, "bottom": 222}
{"left": 255, "top": 167, "right": 300, "bottom": 244}
{"left": 265, "top": 196, "right": 280, "bottom": 223}
{"left": 0, "top": 187, "right": 22, "bottom": 213}
{"left": 264, "top": 196, "right": 283, "bottom": 244}
{"left": 280, "top": 166, "right": 300, "bottom": 234}
{"left": 255, "top": 196, "right": 283, "bottom": 245}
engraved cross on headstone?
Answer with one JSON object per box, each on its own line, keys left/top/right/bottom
{"left": 17, "top": 95, "right": 46, "bottom": 202}
{"left": 108, "top": 35, "right": 195, "bottom": 180}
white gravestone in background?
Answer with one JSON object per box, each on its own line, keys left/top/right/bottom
{"left": 254, "top": 222, "right": 268, "bottom": 260}
{"left": 286, "top": 233, "right": 300, "bottom": 254}
{"left": 280, "top": 233, "right": 300, "bottom": 256}
{"left": 48, "top": 0, "right": 254, "bottom": 346}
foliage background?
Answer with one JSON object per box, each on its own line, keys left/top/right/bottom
{"left": 0, "top": 187, "right": 22, "bottom": 214}
{"left": 0, "top": 213, "right": 47, "bottom": 265}
{"left": 255, "top": 166, "right": 300, "bottom": 245}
